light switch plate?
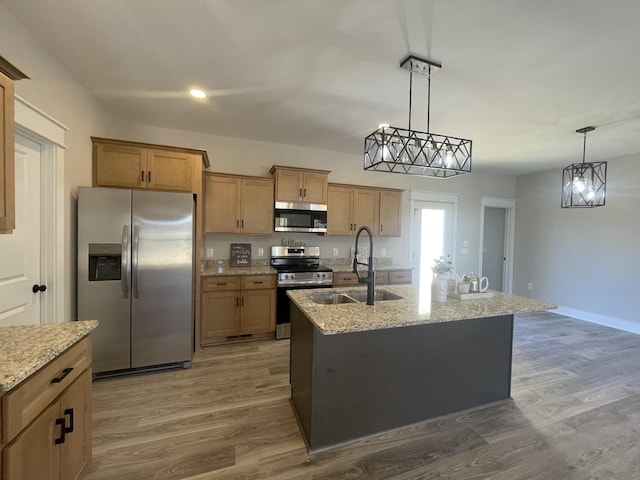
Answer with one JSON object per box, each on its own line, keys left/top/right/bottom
{"left": 206, "top": 248, "right": 213, "bottom": 258}
{"left": 333, "top": 248, "right": 339, "bottom": 256}
{"left": 381, "top": 248, "right": 386, "bottom": 256}
{"left": 257, "top": 247, "right": 264, "bottom": 257}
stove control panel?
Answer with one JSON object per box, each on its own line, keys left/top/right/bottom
{"left": 277, "top": 271, "right": 333, "bottom": 287}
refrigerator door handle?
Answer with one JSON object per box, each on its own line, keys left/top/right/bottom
{"left": 121, "top": 225, "right": 130, "bottom": 299}
{"left": 132, "top": 225, "right": 140, "bottom": 299}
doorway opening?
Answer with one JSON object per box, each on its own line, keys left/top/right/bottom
{"left": 409, "top": 192, "right": 457, "bottom": 286}
{"left": 479, "top": 197, "right": 515, "bottom": 293}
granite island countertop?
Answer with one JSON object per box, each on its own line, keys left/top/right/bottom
{"left": 0, "top": 320, "right": 98, "bottom": 392}
{"left": 287, "top": 284, "right": 556, "bottom": 335}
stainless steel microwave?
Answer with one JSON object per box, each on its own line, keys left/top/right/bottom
{"left": 274, "top": 202, "right": 327, "bottom": 233}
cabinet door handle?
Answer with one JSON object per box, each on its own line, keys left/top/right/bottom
{"left": 236, "top": 219, "right": 240, "bottom": 228}
{"left": 380, "top": 224, "right": 384, "bottom": 232}
{"left": 63, "top": 408, "right": 74, "bottom": 434}
{"left": 241, "top": 219, "right": 244, "bottom": 228}
{"left": 148, "top": 171, "right": 151, "bottom": 183}
{"left": 141, "top": 170, "right": 144, "bottom": 182}
{"left": 303, "top": 188, "right": 307, "bottom": 197}
{"left": 236, "top": 296, "right": 240, "bottom": 306}
{"left": 241, "top": 296, "right": 245, "bottom": 306}
{"left": 55, "top": 418, "right": 66, "bottom": 444}
{"left": 51, "top": 367, "right": 74, "bottom": 384}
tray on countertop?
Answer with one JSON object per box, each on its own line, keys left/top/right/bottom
{"left": 448, "top": 291, "right": 495, "bottom": 300}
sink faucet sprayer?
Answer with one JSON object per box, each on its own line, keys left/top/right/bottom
{"left": 352, "top": 226, "right": 375, "bottom": 305}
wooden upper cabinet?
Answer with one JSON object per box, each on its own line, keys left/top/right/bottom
{"left": 0, "top": 71, "right": 15, "bottom": 233}
{"left": 327, "top": 183, "right": 402, "bottom": 237}
{"left": 91, "top": 137, "right": 209, "bottom": 194}
{"left": 353, "top": 188, "right": 379, "bottom": 234}
{"left": 93, "top": 143, "right": 146, "bottom": 189}
{"left": 204, "top": 173, "right": 273, "bottom": 234}
{"left": 327, "top": 185, "right": 354, "bottom": 235}
{"left": 270, "top": 165, "right": 329, "bottom": 204}
{"left": 146, "top": 149, "right": 194, "bottom": 192}
{"left": 379, "top": 190, "right": 402, "bottom": 237}
{"left": 204, "top": 175, "right": 241, "bottom": 233}
{"left": 0, "top": 57, "right": 28, "bottom": 235}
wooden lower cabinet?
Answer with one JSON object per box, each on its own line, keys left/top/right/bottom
{"left": 1, "top": 337, "right": 92, "bottom": 480}
{"left": 333, "top": 269, "right": 412, "bottom": 287}
{"left": 201, "top": 275, "right": 276, "bottom": 344}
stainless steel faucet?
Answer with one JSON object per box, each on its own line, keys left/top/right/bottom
{"left": 352, "top": 226, "right": 375, "bottom": 305}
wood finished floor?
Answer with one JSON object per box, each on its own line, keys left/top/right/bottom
{"left": 85, "top": 312, "right": 640, "bottom": 479}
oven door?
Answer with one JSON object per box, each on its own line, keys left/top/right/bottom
{"left": 276, "top": 284, "right": 331, "bottom": 339}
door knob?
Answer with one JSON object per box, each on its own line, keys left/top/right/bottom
{"left": 32, "top": 284, "right": 47, "bottom": 293}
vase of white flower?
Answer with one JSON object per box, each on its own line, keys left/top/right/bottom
{"left": 431, "top": 257, "right": 454, "bottom": 303}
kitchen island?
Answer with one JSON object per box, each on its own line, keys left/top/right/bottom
{"left": 287, "top": 285, "right": 555, "bottom": 452}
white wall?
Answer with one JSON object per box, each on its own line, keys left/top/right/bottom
{"left": 515, "top": 153, "right": 640, "bottom": 331}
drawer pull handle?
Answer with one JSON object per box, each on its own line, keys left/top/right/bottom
{"left": 253, "top": 281, "right": 264, "bottom": 284}
{"left": 51, "top": 367, "right": 74, "bottom": 384}
{"left": 216, "top": 283, "right": 227, "bottom": 286}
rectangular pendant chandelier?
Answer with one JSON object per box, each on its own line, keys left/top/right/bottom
{"left": 364, "top": 126, "right": 471, "bottom": 178}
{"left": 561, "top": 126, "right": 607, "bottom": 208}
{"left": 363, "top": 55, "right": 472, "bottom": 178}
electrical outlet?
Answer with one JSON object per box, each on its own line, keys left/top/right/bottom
{"left": 257, "top": 247, "right": 264, "bottom": 257}
{"left": 381, "top": 248, "right": 386, "bottom": 256}
{"left": 527, "top": 283, "right": 533, "bottom": 291}
{"left": 206, "top": 248, "right": 213, "bottom": 258}
{"left": 333, "top": 248, "right": 339, "bottom": 256}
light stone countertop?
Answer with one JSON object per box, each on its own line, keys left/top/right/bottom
{"left": 329, "top": 263, "right": 413, "bottom": 273}
{"left": 201, "top": 265, "right": 277, "bottom": 276}
{"left": 0, "top": 320, "right": 98, "bottom": 392}
{"left": 287, "top": 285, "right": 556, "bottom": 335}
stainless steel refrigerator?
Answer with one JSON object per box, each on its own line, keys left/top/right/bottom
{"left": 77, "top": 187, "right": 194, "bottom": 375}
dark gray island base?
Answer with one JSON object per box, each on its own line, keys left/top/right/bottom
{"left": 290, "top": 303, "right": 514, "bottom": 452}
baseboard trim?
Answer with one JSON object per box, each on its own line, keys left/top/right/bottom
{"left": 555, "top": 306, "right": 640, "bottom": 335}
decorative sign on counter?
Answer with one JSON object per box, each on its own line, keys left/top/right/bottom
{"left": 230, "top": 243, "right": 251, "bottom": 267}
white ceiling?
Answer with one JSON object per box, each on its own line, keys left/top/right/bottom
{"left": 4, "top": 0, "right": 640, "bottom": 175}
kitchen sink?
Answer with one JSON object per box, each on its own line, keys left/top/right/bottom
{"left": 345, "top": 289, "right": 403, "bottom": 302}
{"left": 309, "top": 290, "right": 403, "bottom": 305}
{"left": 308, "top": 293, "right": 358, "bottom": 305}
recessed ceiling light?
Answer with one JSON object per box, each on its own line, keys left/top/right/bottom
{"left": 189, "top": 89, "right": 207, "bottom": 99}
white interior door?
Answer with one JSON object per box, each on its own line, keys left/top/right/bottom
{"left": 0, "top": 134, "right": 42, "bottom": 326}
{"left": 410, "top": 201, "right": 455, "bottom": 285}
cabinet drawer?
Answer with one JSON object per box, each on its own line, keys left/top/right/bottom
{"left": 241, "top": 275, "right": 276, "bottom": 290}
{"left": 389, "top": 270, "right": 412, "bottom": 284}
{"left": 2, "top": 336, "right": 91, "bottom": 444}
{"left": 333, "top": 272, "right": 359, "bottom": 286}
{"left": 202, "top": 276, "right": 241, "bottom": 292}
{"left": 374, "top": 271, "right": 389, "bottom": 285}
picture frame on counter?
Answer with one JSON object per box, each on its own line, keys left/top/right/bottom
{"left": 230, "top": 243, "right": 251, "bottom": 267}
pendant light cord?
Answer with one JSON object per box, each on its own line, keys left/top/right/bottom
{"left": 427, "top": 66, "right": 431, "bottom": 133}
{"left": 582, "top": 131, "right": 587, "bottom": 164}
{"left": 408, "top": 70, "right": 413, "bottom": 131}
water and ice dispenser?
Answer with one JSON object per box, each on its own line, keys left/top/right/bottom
{"left": 88, "top": 244, "right": 122, "bottom": 281}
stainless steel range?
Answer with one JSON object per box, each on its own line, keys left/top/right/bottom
{"left": 270, "top": 245, "right": 333, "bottom": 339}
